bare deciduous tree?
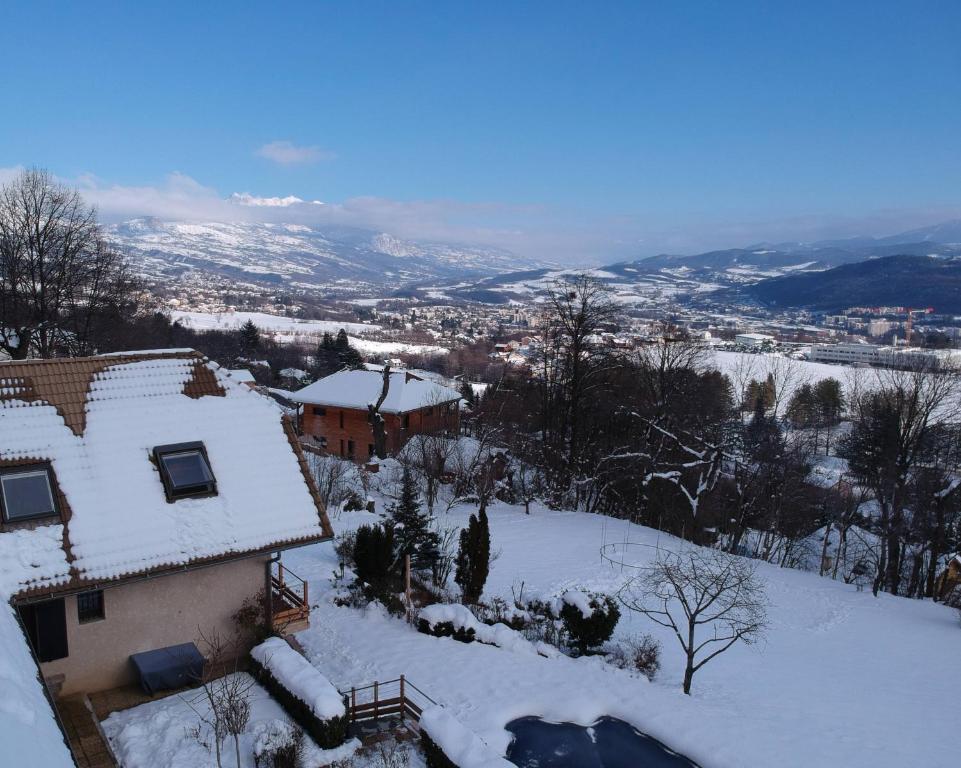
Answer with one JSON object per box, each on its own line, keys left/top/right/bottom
{"left": 0, "top": 168, "right": 139, "bottom": 358}
{"left": 184, "top": 628, "right": 256, "bottom": 768}
{"left": 367, "top": 364, "right": 392, "bottom": 459}
{"left": 620, "top": 548, "right": 767, "bottom": 694}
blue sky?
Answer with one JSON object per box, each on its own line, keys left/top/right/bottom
{"left": 2, "top": 1, "right": 960, "bottom": 262}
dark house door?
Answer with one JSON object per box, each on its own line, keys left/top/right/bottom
{"left": 18, "top": 598, "right": 68, "bottom": 662}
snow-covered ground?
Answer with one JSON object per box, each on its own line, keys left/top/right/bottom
{"left": 348, "top": 337, "right": 449, "bottom": 357}
{"left": 171, "top": 310, "right": 377, "bottom": 336}
{"left": 102, "top": 673, "right": 360, "bottom": 768}
{"left": 285, "top": 501, "right": 961, "bottom": 768}
{"left": 170, "top": 310, "right": 449, "bottom": 357}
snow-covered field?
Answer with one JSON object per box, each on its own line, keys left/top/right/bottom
{"left": 349, "top": 337, "right": 449, "bottom": 357}
{"left": 285, "top": 501, "right": 960, "bottom": 768}
{"left": 170, "top": 310, "right": 450, "bottom": 357}
{"left": 711, "top": 350, "right": 853, "bottom": 393}
{"left": 171, "top": 310, "right": 377, "bottom": 336}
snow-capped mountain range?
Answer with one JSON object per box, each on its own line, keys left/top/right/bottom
{"left": 106, "top": 217, "right": 534, "bottom": 288}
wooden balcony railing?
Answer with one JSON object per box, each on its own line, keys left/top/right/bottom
{"left": 271, "top": 562, "right": 309, "bottom": 629}
{"left": 340, "top": 676, "right": 436, "bottom": 731}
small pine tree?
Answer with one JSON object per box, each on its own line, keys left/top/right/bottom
{"left": 454, "top": 508, "right": 490, "bottom": 604}
{"left": 459, "top": 379, "right": 475, "bottom": 408}
{"left": 239, "top": 320, "right": 261, "bottom": 357}
{"left": 335, "top": 328, "right": 350, "bottom": 351}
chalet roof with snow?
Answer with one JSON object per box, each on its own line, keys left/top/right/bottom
{"left": 0, "top": 350, "right": 332, "bottom": 600}
{"left": 290, "top": 369, "right": 461, "bottom": 414}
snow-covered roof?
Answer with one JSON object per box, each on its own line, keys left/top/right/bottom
{"left": 0, "top": 604, "right": 74, "bottom": 768}
{"left": 290, "top": 369, "right": 461, "bottom": 414}
{"left": 227, "top": 368, "right": 256, "bottom": 383}
{"left": 0, "top": 350, "right": 332, "bottom": 599}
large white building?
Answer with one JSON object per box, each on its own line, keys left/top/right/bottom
{"left": 809, "top": 342, "right": 941, "bottom": 368}
{"left": 735, "top": 332, "right": 775, "bottom": 347}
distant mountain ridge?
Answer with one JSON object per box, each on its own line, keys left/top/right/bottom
{"left": 106, "top": 217, "right": 538, "bottom": 289}
{"left": 747, "top": 254, "right": 961, "bottom": 313}
{"left": 426, "top": 220, "right": 961, "bottom": 307}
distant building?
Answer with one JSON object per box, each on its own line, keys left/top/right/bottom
{"left": 735, "top": 332, "right": 775, "bottom": 347}
{"left": 291, "top": 369, "right": 461, "bottom": 461}
{"left": 810, "top": 342, "right": 881, "bottom": 365}
{"left": 867, "top": 320, "right": 895, "bottom": 338}
{"left": 810, "top": 342, "right": 941, "bottom": 368}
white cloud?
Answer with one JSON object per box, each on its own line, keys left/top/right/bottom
{"left": 3, "top": 166, "right": 959, "bottom": 265}
{"left": 255, "top": 140, "right": 334, "bottom": 166}
{"left": 230, "top": 192, "right": 324, "bottom": 207}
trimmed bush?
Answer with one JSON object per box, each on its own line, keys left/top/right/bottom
{"left": 354, "top": 522, "right": 396, "bottom": 587}
{"left": 421, "top": 729, "right": 458, "bottom": 768}
{"left": 559, "top": 591, "right": 620, "bottom": 654}
{"left": 248, "top": 640, "right": 348, "bottom": 749}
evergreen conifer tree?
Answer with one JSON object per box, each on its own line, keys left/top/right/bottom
{"left": 239, "top": 319, "right": 261, "bottom": 357}
{"left": 389, "top": 466, "right": 438, "bottom": 559}
{"left": 454, "top": 508, "right": 490, "bottom": 603}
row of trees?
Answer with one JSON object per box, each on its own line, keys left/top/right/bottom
{"left": 472, "top": 275, "right": 961, "bottom": 600}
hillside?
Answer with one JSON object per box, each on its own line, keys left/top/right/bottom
{"left": 747, "top": 254, "right": 961, "bottom": 312}
{"left": 106, "top": 217, "right": 534, "bottom": 289}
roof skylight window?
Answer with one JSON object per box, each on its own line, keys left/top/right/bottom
{"left": 153, "top": 442, "right": 217, "bottom": 502}
{"left": 0, "top": 467, "right": 59, "bottom": 522}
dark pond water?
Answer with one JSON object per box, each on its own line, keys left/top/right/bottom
{"left": 506, "top": 716, "right": 700, "bottom": 768}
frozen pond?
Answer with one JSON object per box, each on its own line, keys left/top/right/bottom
{"left": 506, "top": 716, "right": 700, "bottom": 768}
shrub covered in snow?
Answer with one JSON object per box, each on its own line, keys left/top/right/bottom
{"left": 558, "top": 590, "right": 620, "bottom": 654}
{"left": 417, "top": 603, "right": 559, "bottom": 658}
{"left": 418, "top": 603, "right": 478, "bottom": 643}
{"left": 252, "top": 719, "right": 305, "bottom": 768}
{"left": 606, "top": 634, "right": 661, "bottom": 680}
{"left": 472, "top": 596, "right": 529, "bottom": 631}
{"left": 249, "top": 638, "right": 348, "bottom": 749}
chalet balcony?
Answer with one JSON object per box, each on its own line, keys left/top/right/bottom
{"left": 270, "top": 562, "right": 310, "bottom": 633}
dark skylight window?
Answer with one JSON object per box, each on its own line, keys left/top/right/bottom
{"left": 0, "top": 467, "right": 58, "bottom": 522}
{"left": 153, "top": 442, "right": 217, "bottom": 501}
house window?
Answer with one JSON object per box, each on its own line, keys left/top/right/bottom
{"left": 347, "top": 440, "right": 355, "bottom": 458}
{"left": 340, "top": 439, "right": 345, "bottom": 457}
{"left": 402, "top": 414, "right": 410, "bottom": 430}
{"left": 318, "top": 436, "right": 328, "bottom": 449}
{"left": 77, "top": 590, "right": 105, "bottom": 624}
{"left": 17, "top": 599, "right": 68, "bottom": 662}
{"left": 312, "top": 406, "right": 327, "bottom": 416}
{"left": 368, "top": 444, "right": 375, "bottom": 458}
{"left": 339, "top": 411, "right": 345, "bottom": 429}
{"left": 0, "top": 466, "right": 59, "bottom": 523}
{"left": 153, "top": 442, "right": 217, "bottom": 502}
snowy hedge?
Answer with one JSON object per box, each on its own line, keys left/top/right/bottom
{"left": 420, "top": 705, "right": 514, "bottom": 768}
{"left": 249, "top": 637, "right": 348, "bottom": 748}
{"left": 417, "top": 603, "right": 558, "bottom": 658}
